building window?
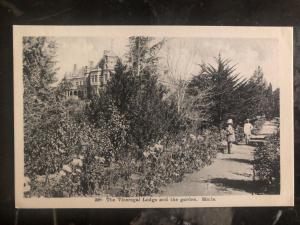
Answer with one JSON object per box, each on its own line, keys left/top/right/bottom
{"left": 76, "top": 82, "right": 78, "bottom": 86}
{"left": 70, "top": 91, "right": 73, "bottom": 96}
{"left": 74, "top": 91, "right": 77, "bottom": 96}
{"left": 100, "top": 75, "right": 103, "bottom": 86}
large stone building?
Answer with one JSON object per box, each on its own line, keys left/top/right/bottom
{"left": 64, "top": 50, "right": 118, "bottom": 100}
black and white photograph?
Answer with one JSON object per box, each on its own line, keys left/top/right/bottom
{"left": 13, "top": 26, "right": 293, "bottom": 208}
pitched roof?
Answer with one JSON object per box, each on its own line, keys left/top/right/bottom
{"left": 66, "top": 66, "right": 85, "bottom": 79}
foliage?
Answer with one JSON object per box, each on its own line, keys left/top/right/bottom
{"left": 272, "top": 88, "right": 280, "bottom": 118}
{"left": 128, "top": 128, "right": 221, "bottom": 196}
{"left": 245, "top": 67, "right": 279, "bottom": 119}
{"left": 126, "top": 36, "right": 165, "bottom": 76}
{"left": 23, "top": 37, "right": 58, "bottom": 94}
{"left": 23, "top": 36, "right": 61, "bottom": 177}
{"left": 252, "top": 117, "right": 266, "bottom": 135}
{"left": 187, "top": 59, "right": 280, "bottom": 128}
{"left": 235, "top": 125, "right": 244, "bottom": 144}
{"left": 187, "top": 55, "right": 242, "bottom": 127}
{"left": 253, "top": 132, "right": 280, "bottom": 193}
{"left": 234, "top": 67, "right": 280, "bottom": 121}
{"left": 23, "top": 37, "right": 114, "bottom": 197}
{"left": 87, "top": 37, "right": 184, "bottom": 151}
{"left": 23, "top": 37, "right": 59, "bottom": 155}
{"left": 27, "top": 127, "right": 221, "bottom": 197}
{"left": 86, "top": 95, "right": 131, "bottom": 159}
{"left": 25, "top": 103, "right": 114, "bottom": 196}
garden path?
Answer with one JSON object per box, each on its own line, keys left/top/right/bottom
{"left": 158, "top": 120, "right": 278, "bottom": 196}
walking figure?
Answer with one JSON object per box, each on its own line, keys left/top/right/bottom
{"left": 226, "top": 119, "right": 235, "bottom": 154}
{"left": 244, "top": 119, "right": 253, "bottom": 145}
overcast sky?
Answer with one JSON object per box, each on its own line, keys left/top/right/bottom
{"left": 55, "top": 37, "right": 279, "bottom": 88}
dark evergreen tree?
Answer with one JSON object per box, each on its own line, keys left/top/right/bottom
{"left": 247, "top": 66, "right": 268, "bottom": 117}
{"left": 273, "top": 88, "right": 280, "bottom": 117}
{"left": 265, "top": 83, "right": 274, "bottom": 119}
{"left": 87, "top": 37, "right": 183, "bottom": 151}
{"left": 187, "top": 55, "right": 242, "bottom": 127}
{"left": 230, "top": 78, "right": 256, "bottom": 123}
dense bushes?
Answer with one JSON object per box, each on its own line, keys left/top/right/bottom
{"left": 235, "top": 125, "right": 244, "bottom": 144}
{"left": 87, "top": 60, "right": 185, "bottom": 151}
{"left": 252, "top": 117, "right": 266, "bottom": 135}
{"left": 131, "top": 129, "right": 221, "bottom": 196}
{"left": 253, "top": 132, "right": 280, "bottom": 193}
{"left": 26, "top": 125, "right": 221, "bottom": 197}
{"left": 25, "top": 108, "right": 115, "bottom": 197}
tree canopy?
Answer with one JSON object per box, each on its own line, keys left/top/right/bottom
{"left": 187, "top": 56, "right": 279, "bottom": 128}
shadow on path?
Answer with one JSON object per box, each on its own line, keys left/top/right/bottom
{"left": 221, "top": 158, "right": 252, "bottom": 164}
{"left": 206, "top": 178, "right": 262, "bottom": 194}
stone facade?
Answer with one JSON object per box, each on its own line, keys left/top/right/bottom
{"left": 64, "top": 50, "right": 118, "bottom": 100}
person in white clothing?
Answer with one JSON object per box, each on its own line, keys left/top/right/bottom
{"left": 226, "top": 119, "right": 235, "bottom": 154}
{"left": 244, "top": 119, "right": 253, "bottom": 144}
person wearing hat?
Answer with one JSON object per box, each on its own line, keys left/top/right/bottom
{"left": 243, "top": 119, "right": 253, "bottom": 145}
{"left": 226, "top": 119, "right": 235, "bottom": 154}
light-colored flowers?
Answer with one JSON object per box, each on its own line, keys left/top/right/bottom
{"left": 35, "top": 175, "right": 45, "bottom": 183}
{"left": 95, "top": 156, "right": 106, "bottom": 163}
{"left": 62, "top": 165, "right": 72, "bottom": 173}
{"left": 130, "top": 173, "right": 141, "bottom": 181}
{"left": 189, "top": 134, "right": 196, "bottom": 140}
{"left": 59, "top": 149, "right": 66, "bottom": 153}
{"left": 197, "top": 135, "right": 205, "bottom": 141}
{"left": 59, "top": 170, "right": 66, "bottom": 177}
{"left": 154, "top": 143, "right": 163, "bottom": 151}
{"left": 143, "top": 151, "right": 150, "bottom": 158}
{"left": 71, "top": 158, "right": 83, "bottom": 167}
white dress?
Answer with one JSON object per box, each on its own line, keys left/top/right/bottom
{"left": 244, "top": 123, "right": 253, "bottom": 136}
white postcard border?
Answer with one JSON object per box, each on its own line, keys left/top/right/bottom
{"left": 14, "top": 26, "right": 294, "bottom": 208}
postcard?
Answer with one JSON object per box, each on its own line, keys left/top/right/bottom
{"left": 14, "top": 26, "right": 294, "bottom": 208}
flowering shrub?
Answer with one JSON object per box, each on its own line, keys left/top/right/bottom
{"left": 24, "top": 100, "right": 117, "bottom": 197}
{"left": 121, "top": 128, "right": 221, "bottom": 196}
{"left": 253, "top": 131, "right": 280, "bottom": 193}
{"left": 27, "top": 125, "right": 221, "bottom": 197}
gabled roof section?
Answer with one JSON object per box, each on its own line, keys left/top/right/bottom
{"left": 95, "top": 50, "right": 118, "bottom": 69}
{"left": 65, "top": 66, "right": 85, "bottom": 79}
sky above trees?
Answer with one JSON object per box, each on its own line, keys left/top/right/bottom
{"left": 55, "top": 37, "right": 279, "bottom": 88}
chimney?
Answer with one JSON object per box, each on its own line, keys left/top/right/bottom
{"left": 104, "top": 50, "right": 109, "bottom": 56}
{"left": 84, "top": 65, "right": 89, "bottom": 76}
{"left": 89, "top": 61, "right": 94, "bottom": 69}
